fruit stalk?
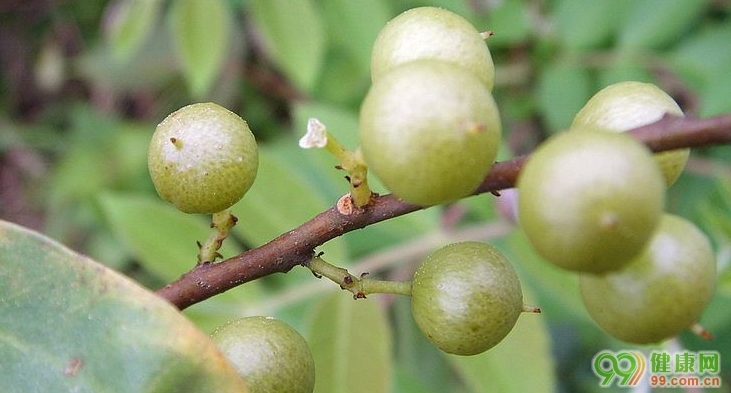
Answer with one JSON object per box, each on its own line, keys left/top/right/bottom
{"left": 197, "top": 210, "right": 237, "bottom": 263}
{"left": 306, "top": 255, "right": 412, "bottom": 298}
{"left": 300, "top": 118, "right": 373, "bottom": 207}
{"left": 157, "top": 113, "right": 731, "bottom": 310}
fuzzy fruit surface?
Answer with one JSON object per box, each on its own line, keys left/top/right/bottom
{"left": 211, "top": 316, "right": 315, "bottom": 393}
{"left": 370, "top": 6, "right": 495, "bottom": 89}
{"left": 359, "top": 60, "right": 501, "bottom": 206}
{"left": 517, "top": 130, "right": 665, "bottom": 273}
{"left": 410, "top": 241, "right": 523, "bottom": 356}
{"left": 148, "top": 102, "right": 258, "bottom": 214}
{"left": 580, "top": 214, "right": 716, "bottom": 344}
{"left": 572, "top": 81, "right": 689, "bottom": 185}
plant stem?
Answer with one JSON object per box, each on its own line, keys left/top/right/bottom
{"left": 306, "top": 255, "right": 412, "bottom": 298}
{"left": 300, "top": 118, "right": 373, "bottom": 207}
{"left": 157, "top": 113, "right": 731, "bottom": 310}
{"left": 197, "top": 210, "right": 237, "bottom": 263}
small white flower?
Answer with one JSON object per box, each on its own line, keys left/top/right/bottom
{"left": 299, "top": 118, "right": 328, "bottom": 148}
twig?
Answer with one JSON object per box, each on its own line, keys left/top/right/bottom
{"left": 156, "top": 113, "right": 731, "bottom": 310}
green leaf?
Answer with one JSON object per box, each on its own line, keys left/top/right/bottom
{"left": 312, "top": 49, "right": 370, "bottom": 105}
{"left": 105, "top": 0, "right": 163, "bottom": 63}
{"left": 98, "top": 192, "right": 242, "bottom": 282}
{"left": 308, "top": 292, "right": 392, "bottom": 393}
{"left": 617, "top": 0, "right": 708, "bottom": 50}
{"left": 318, "top": 0, "right": 390, "bottom": 72}
{"left": 169, "top": 0, "right": 231, "bottom": 97}
{"left": 553, "top": 0, "right": 630, "bottom": 50}
{"left": 474, "top": 0, "right": 532, "bottom": 48}
{"left": 447, "top": 292, "right": 556, "bottom": 393}
{"left": 535, "top": 62, "right": 593, "bottom": 133}
{"left": 0, "top": 219, "right": 247, "bottom": 393}
{"left": 390, "top": 297, "right": 457, "bottom": 393}
{"left": 595, "top": 59, "right": 654, "bottom": 88}
{"left": 502, "top": 230, "right": 591, "bottom": 323}
{"left": 248, "top": 0, "right": 326, "bottom": 93}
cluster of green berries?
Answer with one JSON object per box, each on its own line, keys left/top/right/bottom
{"left": 359, "top": 6, "right": 501, "bottom": 206}
{"left": 145, "top": 5, "right": 718, "bottom": 391}
{"left": 517, "top": 81, "right": 714, "bottom": 344}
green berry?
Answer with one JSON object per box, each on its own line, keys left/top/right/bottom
{"left": 410, "top": 242, "right": 524, "bottom": 356}
{"left": 148, "top": 102, "right": 258, "bottom": 214}
{"left": 517, "top": 129, "right": 665, "bottom": 273}
{"left": 359, "top": 59, "right": 501, "bottom": 206}
{"left": 371, "top": 6, "right": 495, "bottom": 90}
{"left": 571, "top": 81, "right": 689, "bottom": 185}
{"left": 211, "top": 316, "right": 315, "bottom": 393}
{"left": 579, "top": 214, "right": 716, "bottom": 344}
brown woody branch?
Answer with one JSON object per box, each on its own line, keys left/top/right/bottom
{"left": 157, "top": 114, "right": 731, "bottom": 310}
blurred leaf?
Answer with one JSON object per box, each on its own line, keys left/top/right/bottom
{"left": 0, "top": 219, "right": 247, "bottom": 393}
{"left": 182, "top": 283, "right": 268, "bottom": 333}
{"left": 670, "top": 23, "right": 731, "bottom": 85}
{"left": 501, "top": 229, "right": 591, "bottom": 324}
{"left": 308, "top": 291, "right": 392, "bottom": 393}
{"left": 475, "top": 0, "right": 531, "bottom": 48}
{"left": 312, "top": 49, "right": 370, "bottom": 106}
{"left": 169, "top": 0, "right": 231, "bottom": 97}
{"left": 105, "top": 0, "right": 163, "bottom": 63}
{"left": 319, "top": 0, "right": 391, "bottom": 73}
{"left": 617, "top": 0, "right": 708, "bottom": 50}
{"left": 595, "top": 58, "right": 653, "bottom": 88}
{"left": 248, "top": 0, "right": 326, "bottom": 93}
{"left": 99, "top": 192, "right": 242, "bottom": 282}
{"left": 536, "top": 62, "right": 592, "bottom": 133}
{"left": 447, "top": 291, "right": 556, "bottom": 393}
{"left": 391, "top": 296, "right": 458, "bottom": 393}
{"left": 697, "top": 75, "right": 731, "bottom": 117}
{"left": 553, "top": 0, "right": 630, "bottom": 50}
{"left": 697, "top": 179, "right": 731, "bottom": 295}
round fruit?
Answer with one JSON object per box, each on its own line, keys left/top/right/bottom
{"left": 517, "top": 129, "right": 665, "bottom": 273}
{"left": 370, "top": 6, "right": 495, "bottom": 90}
{"left": 148, "top": 102, "right": 259, "bottom": 214}
{"left": 359, "top": 59, "right": 501, "bottom": 206}
{"left": 579, "top": 214, "right": 716, "bottom": 344}
{"left": 410, "top": 241, "right": 523, "bottom": 355}
{"left": 571, "top": 81, "right": 689, "bottom": 185}
{"left": 211, "top": 316, "right": 315, "bottom": 393}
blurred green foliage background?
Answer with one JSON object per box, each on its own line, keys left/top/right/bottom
{"left": 1, "top": 0, "right": 730, "bottom": 392}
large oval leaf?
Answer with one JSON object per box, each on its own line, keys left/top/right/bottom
{"left": 169, "top": 0, "right": 231, "bottom": 97}
{"left": 308, "top": 291, "right": 392, "bottom": 393}
{"left": 617, "top": 0, "right": 707, "bottom": 50}
{"left": 248, "top": 0, "right": 325, "bottom": 93}
{"left": 0, "top": 219, "right": 247, "bottom": 393}
{"left": 105, "top": 0, "right": 163, "bottom": 63}
{"left": 318, "top": 0, "right": 390, "bottom": 72}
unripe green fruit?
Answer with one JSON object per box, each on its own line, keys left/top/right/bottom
{"left": 410, "top": 242, "right": 523, "bottom": 356}
{"left": 370, "top": 6, "right": 495, "bottom": 90}
{"left": 359, "top": 60, "right": 501, "bottom": 206}
{"left": 571, "top": 81, "right": 689, "bottom": 185}
{"left": 580, "top": 214, "right": 716, "bottom": 344}
{"left": 517, "top": 130, "right": 665, "bottom": 273}
{"left": 211, "top": 316, "right": 315, "bottom": 393}
{"left": 148, "top": 102, "right": 258, "bottom": 214}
